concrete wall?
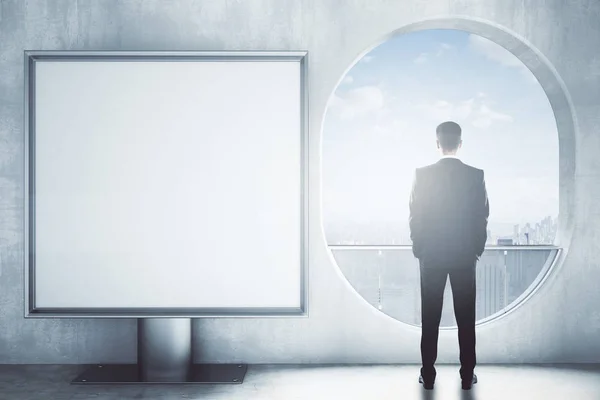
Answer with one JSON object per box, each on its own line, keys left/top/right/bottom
{"left": 0, "top": 0, "right": 598, "bottom": 364}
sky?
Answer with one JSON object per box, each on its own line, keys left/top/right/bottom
{"left": 321, "top": 29, "right": 559, "bottom": 233}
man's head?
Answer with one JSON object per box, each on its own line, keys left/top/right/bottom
{"left": 436, "top": 121, "right": 462, "bottom": 154}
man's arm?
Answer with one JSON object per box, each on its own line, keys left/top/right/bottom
{"left": 409, "top": 169, "right": 423, "bottom": 259}
{"left": 474, "top": 170, "right": 490, "bottom": 259}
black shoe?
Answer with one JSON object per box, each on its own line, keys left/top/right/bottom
{"left": 461, "top": 374, "right": 478, "bottom": 390}
{"left": 419, "top": 375, "right": 434, "bottom": 390}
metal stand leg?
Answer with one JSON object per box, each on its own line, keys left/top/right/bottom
{"left": 138, "top": 318, "right": 193, "bottom": 381}
{"left": 71, "top": 318, "right": 247, "bottom": 384}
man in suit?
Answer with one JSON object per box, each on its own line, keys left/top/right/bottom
{"left": 409, "top": 121, "right": 489, "bottom": 391}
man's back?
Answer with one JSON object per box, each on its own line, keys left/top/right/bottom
{"left": 412, "top": 121, "right": 488, "bottom": 391}
{"left": 409, "top": 157, "right": 489, "bottom": 265}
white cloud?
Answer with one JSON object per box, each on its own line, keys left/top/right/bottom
{"left": 415, "top": 96, "right": 513, "bottom": 130}
{"left": 414, "top": 43, "right": 454, "bottom": 63}
{"left": 471, "top": 104, "right": 513, "bottom": 129}
{"left": 360, "top": 55, "right": 374, "bottom": 63}
{"left": 454, "top": 99, "right": 475, "bottom": 119}
{"left": 471, "top": 118, "right": 492, "bottom": 129}
{"left": 414, "top": 53, "right": 428, "bottom": 64}
{"left": 415, "top": 98, "right": 475, "bottom": 122}
{"left": 480, "top": 104, "right": 513, "bottom": 121}
{"left": 329, "top": 85, "right": 385, "bottom": 120}
{"left": 342, "top": 75, "right": 354, "bottom": 85}
{"left": 372, "top": 119, "right": 409, "bottom": 135}
{"left": 435, "top": 42, "right": 454, "bottom": 57}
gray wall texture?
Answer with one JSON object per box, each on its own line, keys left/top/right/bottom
{"left": 0, "top": 0, "right": 599, "bottom": 364}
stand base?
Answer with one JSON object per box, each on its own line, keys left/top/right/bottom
{"left": 72, "top": 364, "right": 247, "bottom": 384}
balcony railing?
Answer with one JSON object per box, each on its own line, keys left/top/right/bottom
{"left": 328, "top": 245, "right": 561, "bottom": 328}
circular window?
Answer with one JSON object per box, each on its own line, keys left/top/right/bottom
{"left": 322, "top": 29, "right": 560, "bottom": 328}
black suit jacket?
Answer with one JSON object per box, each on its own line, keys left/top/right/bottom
{"left": 409, "top": 158, "right": 489, "bottom": 265}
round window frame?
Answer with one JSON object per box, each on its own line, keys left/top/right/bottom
{"left": 321, "top": 15, "right": 576, "bottom": 330}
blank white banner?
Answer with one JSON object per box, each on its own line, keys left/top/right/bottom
{"left": 29, "top": 54, "right": 306, "bottom": 312}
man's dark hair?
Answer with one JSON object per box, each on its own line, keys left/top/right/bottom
{"left": 436, "top": 121, "right": 462, "bottom": 151}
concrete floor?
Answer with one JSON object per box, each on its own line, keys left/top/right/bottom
{"left": 0, "top": 364, "right": 599, "bottom": 400}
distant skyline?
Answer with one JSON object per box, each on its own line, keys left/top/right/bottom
{"left": 322, "top": 29, "right": 559, "bottom": 234}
